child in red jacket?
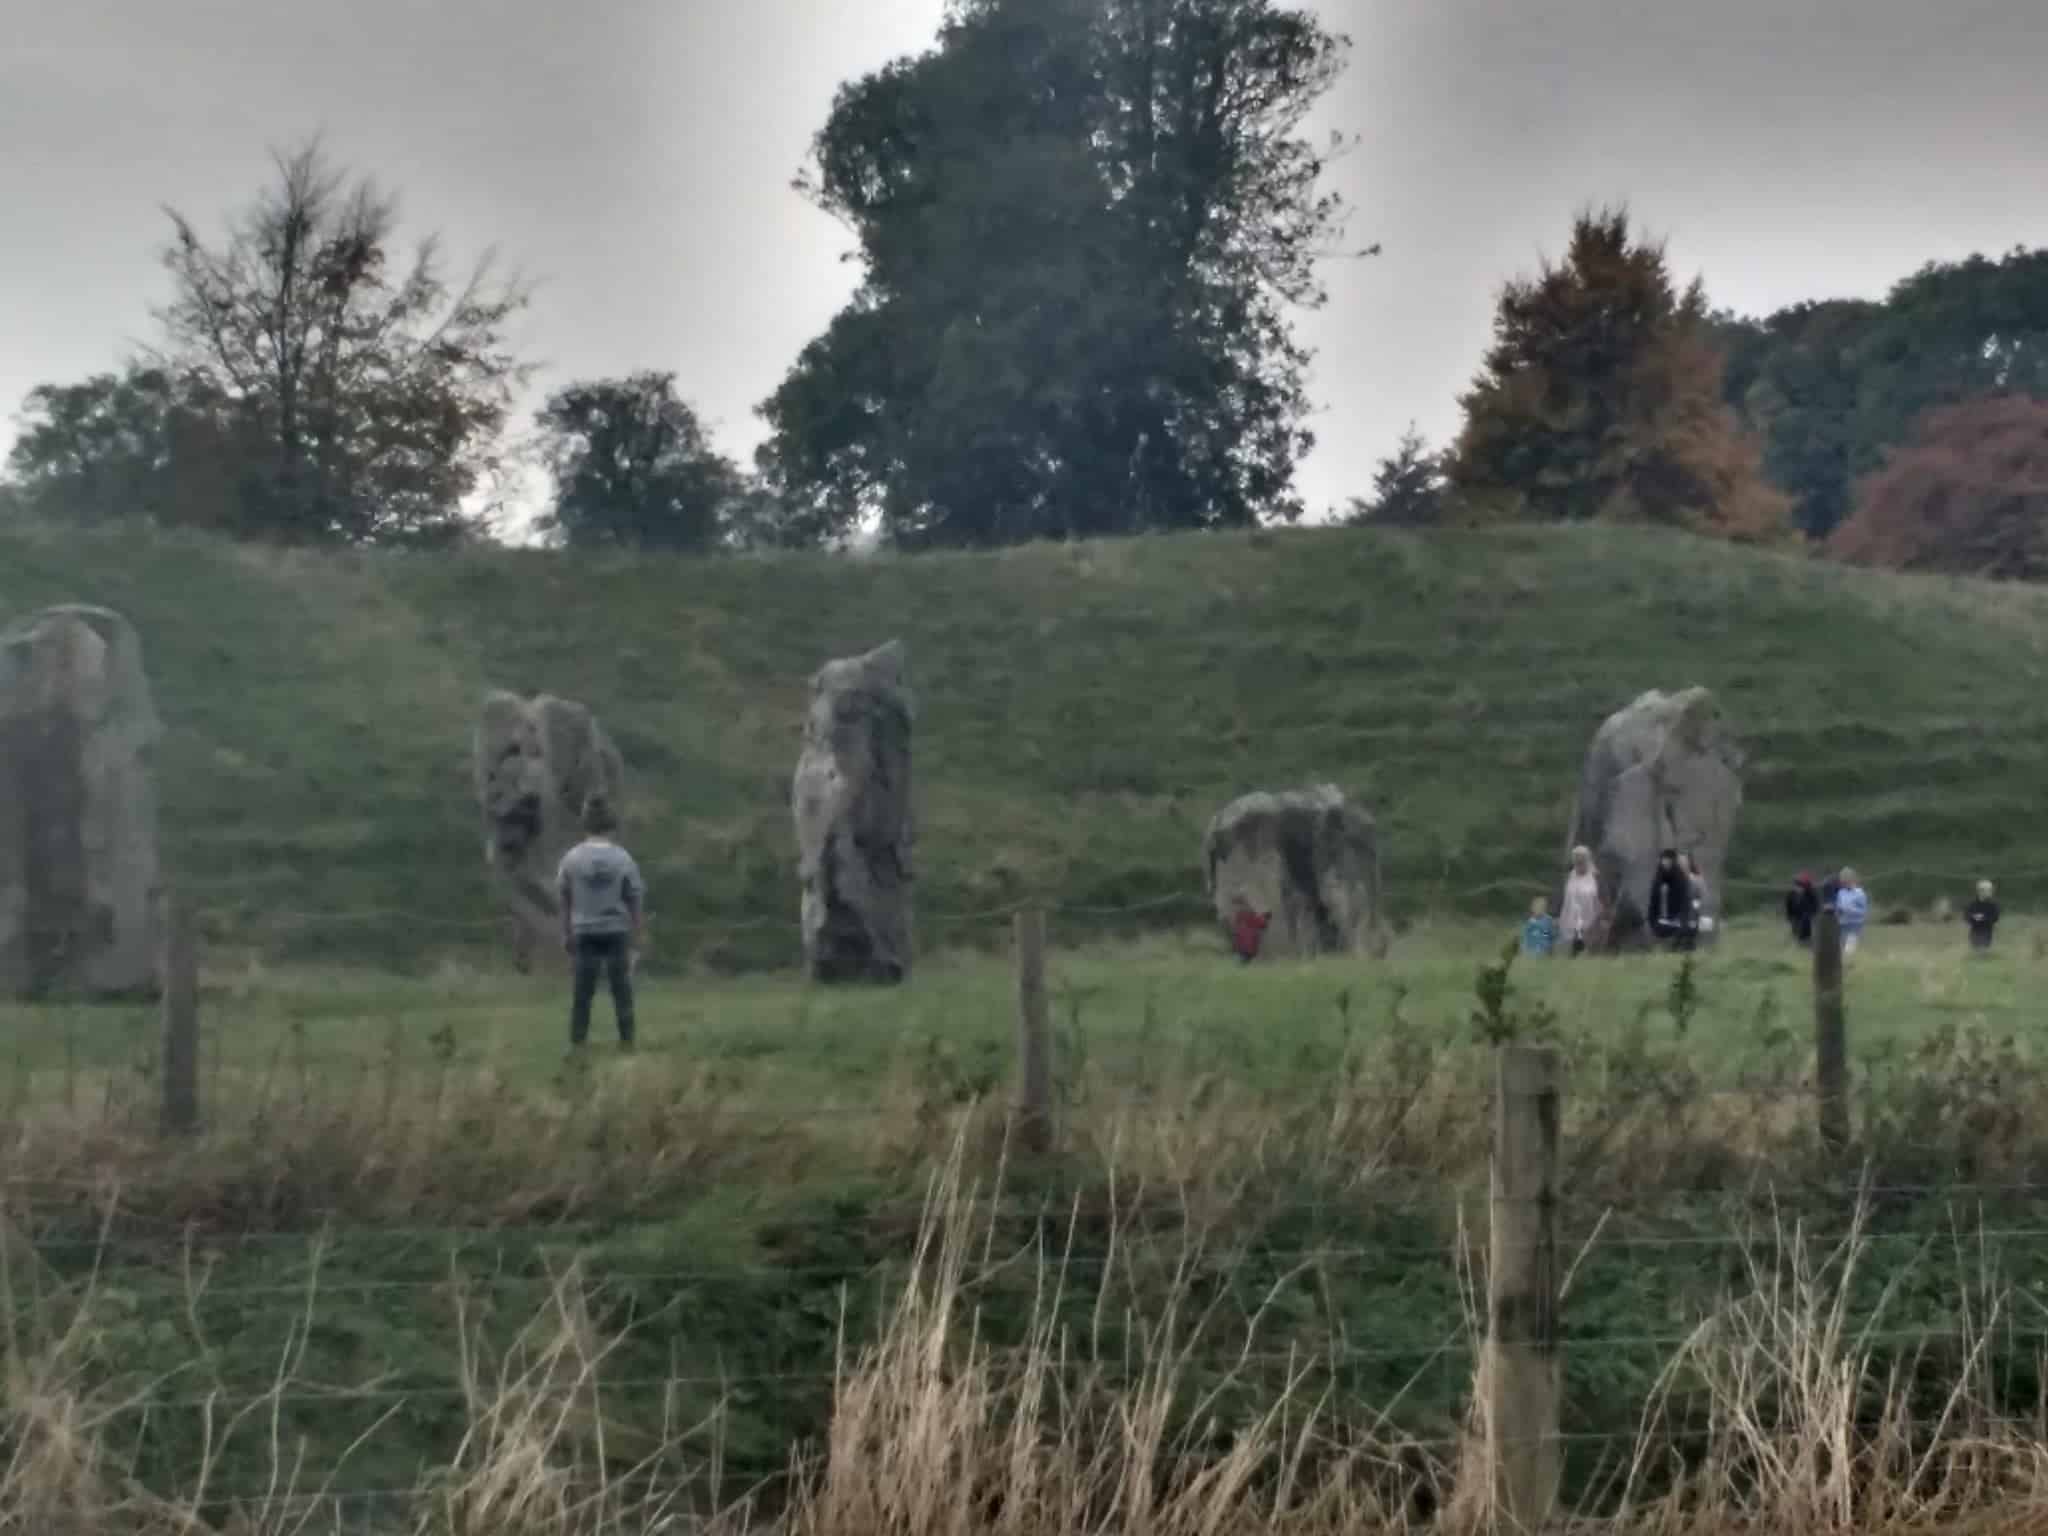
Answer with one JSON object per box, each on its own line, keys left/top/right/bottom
{"left": 1230, "top": 900, "right": 1271, "bottom": 963}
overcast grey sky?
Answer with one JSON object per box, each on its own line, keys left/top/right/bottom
{"left": 3, "top": 0, "right": 2044, "bottom": 524}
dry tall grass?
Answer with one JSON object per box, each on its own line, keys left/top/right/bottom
{"left": 1, "top": 1130, "right": 2045, "bottom": 1533}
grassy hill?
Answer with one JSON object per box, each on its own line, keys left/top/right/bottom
{"left": 3, "top": 519, "right": 2043, "bottom": 972}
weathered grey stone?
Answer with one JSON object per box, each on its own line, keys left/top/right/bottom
{"left": 1201, "top": 785, "right": 1385, "bottom": 959}
{"left": 1565, "top": 687, "right": 1743, "bottom": 948}
{"left": 0, "top": 605, "right": 163, "bottom": 998}
{"left": 472, "top": 691, "right": 624, "bottom": 968}
{"left": 793, "top": 640, "right": 913, "bottom": 983}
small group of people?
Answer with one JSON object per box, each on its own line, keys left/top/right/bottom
{"left": 562, "top": 791, "right": 2019, "bottom": 1039}
{"left": 1785, "top": 869, "right": 2002, "bottom": 955}
{"left": 1518, "top": 844, "right": 2018, "bottom": 962}
{"left": 1521, "top": 844, "right": 1605, "bottom": 957}
{"left": 1521, "top": 845, "right": 1709, "bottom": 957}
{"left": 1782, "top": 868, "right": 1865, "bottom": 954}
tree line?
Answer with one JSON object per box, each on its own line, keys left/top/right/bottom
{"left": 1348, "top": 222, "right": 2048, "bottom": 578}
{"left": 5, "top": 0, "right": 2045, "bottom": 574}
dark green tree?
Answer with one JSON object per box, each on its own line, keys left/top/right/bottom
{"left": 1708, "top": 299, "right": 1881, "bottom": 539}
{"left": 1446, "top": 207, "right": 1789, "bottom": 542}
{"left": 1717, "top": 246, "right": 2048, "bottom": 539}
{"left": 534, "top": 373, "right": 745, "bottom": 551}
{"left": 757, "top": 0, "right": 1357, "bottom": 549}
{"left": 1343, "top": 424, "right": 1444, "bottom": 526}
{"left": 156, "top": 141, "right": 528, "bottom": 545}
{"left": 4, "top": 365, "right": 242, "bottom": 528}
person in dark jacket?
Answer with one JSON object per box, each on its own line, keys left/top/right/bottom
{"left": 1965, "top": 879, "right": 2000, "bottom": 952}
{"left": 1785, "top": 872, "right": 1820, "bottom": 945}
{"left": 1647, "top": 849, "right": 1692, "bottom": 950}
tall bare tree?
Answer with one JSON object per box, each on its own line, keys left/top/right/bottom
{"left": 157, "top": 142, "right": 528, "bottom": 544}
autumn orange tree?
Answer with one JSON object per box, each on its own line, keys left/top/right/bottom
{"left": 1829, "top": 395, "right": 2048, "bottom": 579}
{"left": 1445, "top": 207, "right": 1790, "bottom": 542}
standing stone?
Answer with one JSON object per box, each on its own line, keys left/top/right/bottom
{"left": 793, "top": 640, "right": 913, "bottom": 983}
{"left": 1566, "top": 687, "right": 1743, "bottom": 948}
{"left": 472, "top": 691, "right": 624, "bottom": 969}
{"left": 0, "top": 605, "right": 163, "bottom": 999}
{"left": 1201, "top": 785, "right": 1385, "bottom": 960}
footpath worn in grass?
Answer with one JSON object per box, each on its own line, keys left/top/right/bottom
{"left": 6, "top": 920, "right": 2048, "bottom": 1523}
{"left": 2, "top": 520, "right": 2044, "bottom": 972}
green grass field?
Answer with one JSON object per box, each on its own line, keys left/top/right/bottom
{"left": 7, "top": 909, "right": 2037, "bottom": 1096}
{"left": 4, "top": 916, "right": 2047, "bottom": 1523}
{"left": 8, "top": 520, "right": 2048, "bottom": 1529}
{"left": 3, "top": 519, "right": 2045, "bottom": 973}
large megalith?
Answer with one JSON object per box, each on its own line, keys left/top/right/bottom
{"left": 793, "top": 640, "right": 913, "bottom": 984}
{"left": 1566, "top": 687, "right": 1743, "bottom": 948}
{"left": 473, "top": 691, "right": 624, "bottom": 968}
{"left": 0, "top": 605, "right": 163, "bottom": 999}
{"left": 1202, "top": 785, "right": 1385, "bottom": 960}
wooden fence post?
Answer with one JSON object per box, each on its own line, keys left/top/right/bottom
{"left": 1013, "top": 908, "right": 1053, "bottom": 1154}
{"left": 1814, "top": 907, "right": 1848, "bottom": 1155}
{"left": 161, "top": 892, "right": 199, "bottom": 1136}
{"left": 1480, "top": 1043, "right": 1564, "bottom": 1532}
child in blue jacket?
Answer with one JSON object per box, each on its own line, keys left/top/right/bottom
{"left": 1834, "top": 868, "right": 1869, "bottom": 957}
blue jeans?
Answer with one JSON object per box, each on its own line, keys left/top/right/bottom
{"left": 570, "top": 932, "right": 635, "bottom": 1045}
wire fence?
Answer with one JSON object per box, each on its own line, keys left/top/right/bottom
{"left": 7, "top": 892, "right": 2048, "bottom": 1525}
{"left": 1, "top": 1121, "right": 2046, "bottom": 1526}
{"left": 7, "top": 1199, "right": 2048, "bottom": 1521}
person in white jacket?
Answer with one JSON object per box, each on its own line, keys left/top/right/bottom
{"left": 1682, "top": 852, "right": 1714, "bottom": 944}
{"left": 1835, "top": 868, "right": 1870, "bottom": 958}
{"left": 1559, "top": 845, "right": 1604, "bottom": 957}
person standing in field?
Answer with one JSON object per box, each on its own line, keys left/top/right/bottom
{"left": 1965, "top": 879, "right": 2000, "bottom": 952}
{"left": 557, "top": 794, "right": 643, "bottom": 1050}
{"left": 1229, "top": 897, "right": 1271, "bottom": 964}
{"left": 1647, "top": 848, "right": 1692, "bottom": 950}
{"left": 1834, "top": 867, "right": 1869, "bottom": 958}
{"left": 1559, "top": 846, "right": 1602, "bottom": 956}
{"left": 1785, "top": 872, "right": 1820, "bottom": 946}
{"left": 1682, "top": 852, "right": 1713, "bottom": 945}
{"left": 1522, "top": 896, "right": 1559, "bottom": 957}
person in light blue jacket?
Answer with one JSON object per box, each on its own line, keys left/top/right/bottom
{"left": 1834, "top": 867, "right": 1869, "bottom": 957}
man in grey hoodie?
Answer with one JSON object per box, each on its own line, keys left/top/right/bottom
{"left": 557, "top": 795, "right": 643, "bottom": 1049}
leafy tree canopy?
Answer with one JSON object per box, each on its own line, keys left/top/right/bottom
{"left": 1830, "top": 395, "right": 2048, "bottom": 579}
{"left": 756, "top": 0, "right": 1357, "bottom": 549}
{"left": 4, "top": 366, "right": 243, "bottom": 529}
{"left": 1445, "top": 206, "right": 1790, "bottom": 543}
{"left": 535, "top": 373, "right": 745, "bottom": 551}
{"left": 6, "top": 142, "right": 527, "bottom": 547}
{"left": 1715, "top": 245, "right": 2048, "bottom": 538}
{"left": 1343, "top": 424, "right": 1444, "bottom": 526}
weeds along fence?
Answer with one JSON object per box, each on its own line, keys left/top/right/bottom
{"left": 3, "top": 913, "right": 2048, "bottom": 1528}
{"left": 8, "top": 1159, "right": 2048, "bottom": 1528}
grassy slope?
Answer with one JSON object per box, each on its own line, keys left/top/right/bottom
{"left": 6, "top": 517, "right": 2048, "bottom": 1517}
{"left": 2, "top": 520, "right": 2044, "bottom": 970}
